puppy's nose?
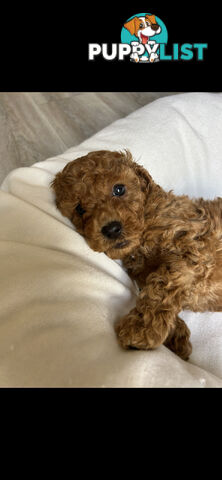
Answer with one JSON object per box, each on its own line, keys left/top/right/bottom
{"left": 101, "top": 221, "right": 122, "bottom": 239}
{"left": 151, "top": 23, "right": 159, "bottom": 31}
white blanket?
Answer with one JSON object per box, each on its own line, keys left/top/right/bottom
{"left": 1, "top": 92, "right": 222, "bottom": 387}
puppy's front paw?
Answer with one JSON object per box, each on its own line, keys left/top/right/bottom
{"left": 164, "top": 317, "right": 192, "bottom": 361}
{"left": 149, "top": 52, "right": 159, "bottom": 62}
{"left": 114, "top": 308, "right": 159, "bottom": 351}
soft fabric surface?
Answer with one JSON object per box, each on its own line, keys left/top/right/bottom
{"left": 0, "top": 92, "right": 222, "bottom": 387}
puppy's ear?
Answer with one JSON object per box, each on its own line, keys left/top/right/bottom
{"left": 50, "top": 171, "right": 75, "bottom": 220}
{"left": 124, "top": 17, "right": 140, "bottom": 36}
{"left": 122, "top": 150, "right": 152, "bottom": 194}
{"left": 132, "top": 162, "right": 153, "bottom": 193}
{"left": 145, "top": 14, "right": 157, "bottom": 25}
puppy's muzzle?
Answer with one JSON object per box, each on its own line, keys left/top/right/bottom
{"left": 101, "top": 221, "right": 122, "bottom": 239}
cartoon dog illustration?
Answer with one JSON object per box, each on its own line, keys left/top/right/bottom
{"left": 124, "top": 14, "right": 162, "bottom": 62}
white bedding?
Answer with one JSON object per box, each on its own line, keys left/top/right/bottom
{"left": 0, "top": 92, "right": 222, "bottom": 387}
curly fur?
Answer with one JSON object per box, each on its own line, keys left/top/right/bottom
{"left": 51, "top": 150, "right": 222, "bottom": 360}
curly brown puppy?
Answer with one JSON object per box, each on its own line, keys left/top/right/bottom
{"left": 51, "top": 150, "right": 222, "bottom": 361}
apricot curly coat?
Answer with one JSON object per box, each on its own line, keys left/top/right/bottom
{"left": 51, "top": 150, "right": 222, "bottom": 360}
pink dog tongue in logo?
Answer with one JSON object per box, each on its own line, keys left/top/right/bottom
{"left": 141, "top": 33, "right": 149, "bottom": 44}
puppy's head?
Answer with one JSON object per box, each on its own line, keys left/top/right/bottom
{"left": 124, "top": 15, "right": 161, "bottom": 43}
{"left": 51, "top": 150, "right": 152, "bottom": 259}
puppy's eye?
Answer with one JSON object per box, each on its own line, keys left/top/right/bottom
{"left": 75, "top": 203, "right": 86, "bottom": 216}
{"left": 112, "top": 184, "right": 126, "bottom": 196}
{"left": 139, "top": 23, "right": 144, "bottom": 28}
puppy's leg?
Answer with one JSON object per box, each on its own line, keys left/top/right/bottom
{"left": 164, "top": 316, "right": 192, "bottom": 361}
{"left": 115, "top": 306, "right": 177, "bottom": 351}
{"left": 115, "top": 261, "right": 194, "bottom": 353}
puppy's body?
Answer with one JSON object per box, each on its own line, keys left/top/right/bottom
{"left": 51, "top": 150, "right": 222, "bottom": 360}
{"left": 124, "top": 190, "right": 222, "bottom": 309}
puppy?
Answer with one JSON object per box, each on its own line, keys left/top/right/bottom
{"left": 51, "top": 150, "right": 222, "bottom": 360}
{"left": 124, "top": 14, "right": 161, "bottom": 62}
